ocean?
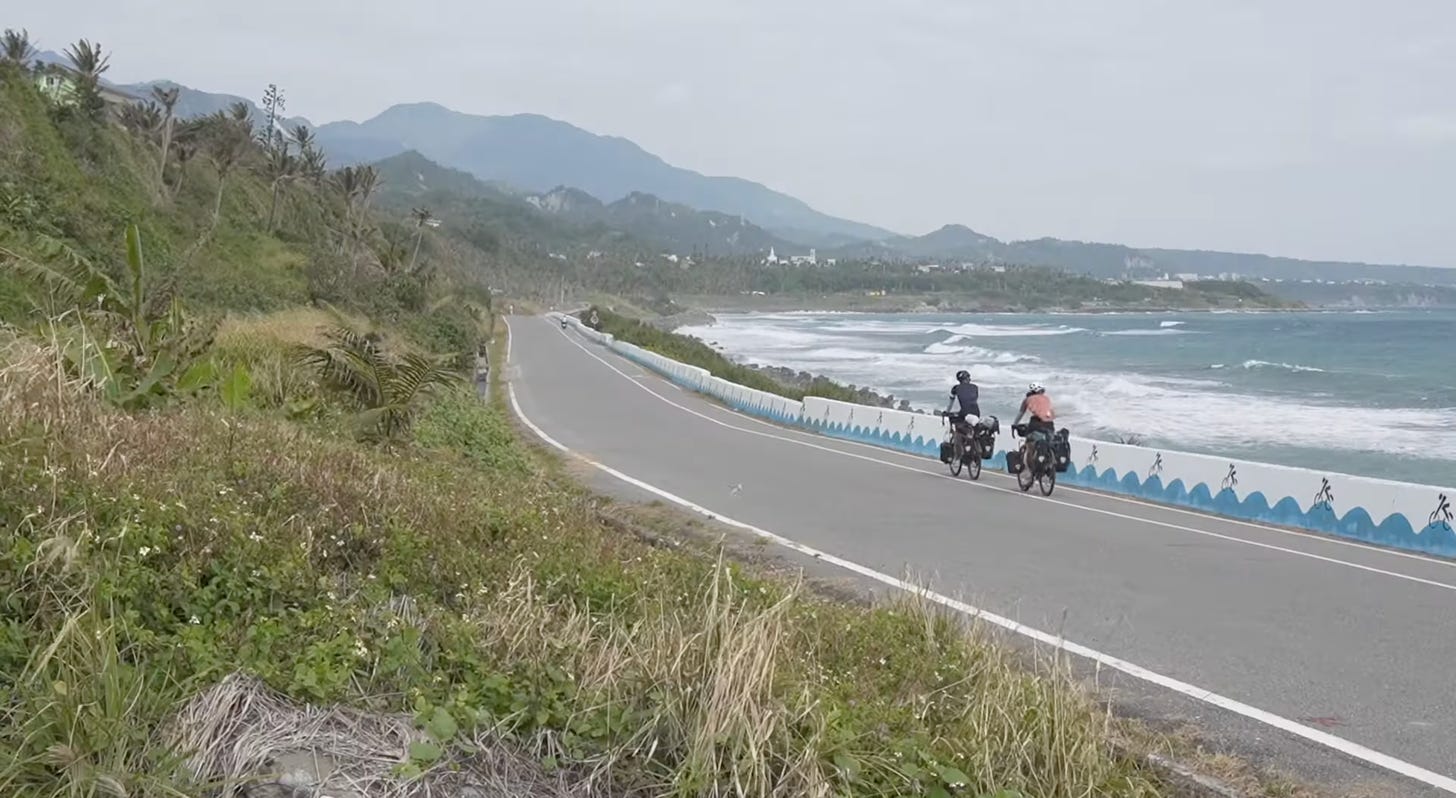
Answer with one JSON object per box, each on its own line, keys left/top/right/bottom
{"left": 678, "top": 310, "right": 1456, "bottom": 488}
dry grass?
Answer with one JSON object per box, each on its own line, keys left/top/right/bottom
{"left": 0, "top": 328, "right": 1169, "bottom": 798}
{"left": 172, "top": 673, "right": 604, "bottom": 798}
{"left": 215, "top": 307, "right": 339, "bottom": 350}
{"left": 467, "top": 559, "right": 829, "bottom": 797}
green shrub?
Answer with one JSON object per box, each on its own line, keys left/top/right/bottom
{"left": 588, "top": 306, "right": 871, "bottom": 404}
{"left": 414, "top": 386, "right": 529, "bottom": 474}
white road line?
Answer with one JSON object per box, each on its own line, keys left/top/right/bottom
{"left": 722, "top": 398, "right": 1456, "bottom": 572}
{"left": 563, "top": 324, "right": 1456, "bottom": 575}
{"left": 504, "top": 354, "right": 1456, "bottom": 794}
{"left": 546, "top": 321, "right": 1456, "bottom": 594}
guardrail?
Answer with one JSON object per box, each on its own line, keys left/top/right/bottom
{"left": 556, "top": 313, "right": 1456, "bottom": 558}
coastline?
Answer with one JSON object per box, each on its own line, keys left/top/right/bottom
{"left": 672, "top": 293, "right": 1304, "bottom": 316}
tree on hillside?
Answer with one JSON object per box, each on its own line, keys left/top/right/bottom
{"left": 151, "top": 85, "right": 181, "bottom": 191}
{"left": 189, "top": 112, "right": 254, "bottom": 226}
{"left": 259, "top": 83, "right": 285, "bottom": 151}
{"left": 170, "top": 139, "right": 197, "bottom": 200}
{"left": 332, "top": 165, "right": 381, "bottom": 267}
{"left": 227, "top": 100, "right": 253, "bottom": 129}
{"left": 291, "top": 124, "right": 327, "bottom": 184}
{"left": 261, "top": 144, "right": 299, "bottom": 232}
{"left": 118, "top": 100, "right": 161, "bottom": 135}
{"left": 335, "top": 165, "right": 380, "bottom": 222}
{"left": 62, "top": 39, "right": 109, "bottom": 117}
{"left": 1, "top": 28, "right": 36, "bottom": 68}
{"left": 408, "top": 206, "right": 434, "bottom": 273}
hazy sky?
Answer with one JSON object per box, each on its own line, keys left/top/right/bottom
{"left": 14, "top": 1, "right": 1456, "bottom": 266}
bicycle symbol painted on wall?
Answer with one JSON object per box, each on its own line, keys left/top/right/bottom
{"left": 1432, "top": 494, "right": 1454, "bottom": 531}
{"left": 1221, "top": 464, "right": 1239, "bottom": 491}
{"left": 1312, "top": 478, "right": 1335, "bottom": 512}
{"left": 1147, "top": 453, "right": 1164, "bottom": 479}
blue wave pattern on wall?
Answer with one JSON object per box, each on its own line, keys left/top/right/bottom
{"left": 602, "top": 336, "right": 1455, "bottom": 559}
{"left": 1061, "top": 464, "right": 1456, "bottom": 556}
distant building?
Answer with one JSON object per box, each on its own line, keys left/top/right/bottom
{"left": 1134, "top": 279, "right": 1185, "bottom": 289}
{"left": 34, "top": 64, "right": 139, "bottom": 109}
{"left": 764, "top": 247, "right": 779, "bottom": 266}
{"left": 788, "top": 248, "right": 818, "bottom": 267}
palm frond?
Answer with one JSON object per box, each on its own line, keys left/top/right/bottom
{"left": 0, "top": 226, "right": 113, "bottom": 304}
{"left": 150, "top": 85, "right": 180, "bottom": 112}
{"left": 384, "top": 352, "right": 459, "bottom": 406}
{"left": 297, "top": 325, "right": 387, "bottom": 408}
{"left": 298, "top": 318, "right": 461, "bottom": 440}
{"left": 62, "top": 39, "right": 109, "bottom": 80}
{"left": 2, "top": 28, "right": 38, "bottom": 67}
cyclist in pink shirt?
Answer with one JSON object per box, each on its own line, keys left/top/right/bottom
{"left": 1013, "top": 382, "right": 1056, "bottom": 466}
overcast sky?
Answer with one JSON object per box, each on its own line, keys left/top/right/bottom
{"left": 14, "top": 1, "right": 1456, "bottom": 266}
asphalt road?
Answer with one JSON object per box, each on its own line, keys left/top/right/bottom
{"left": 507, "top": 316, "right": 1456, "bottom": 795}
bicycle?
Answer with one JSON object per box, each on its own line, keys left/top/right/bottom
{"left": 1010, "top": 423, "right": 1057, "bottom": 496}
{"left": 936, "top": 411, "right": 982, "bottom": 480}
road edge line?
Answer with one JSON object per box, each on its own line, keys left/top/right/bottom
{"left": 504, "top": 321, "right": 1456, "bottom": 794}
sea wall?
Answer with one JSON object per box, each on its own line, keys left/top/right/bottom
{"left": 560, "top": 314, "right": 1456, "bottom": 558}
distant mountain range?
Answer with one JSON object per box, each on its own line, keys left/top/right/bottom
{"left": 311, "top": 102, "right": 891, "bottom": 247}
{"left": 830, "top": 225, "right": 1456, "bottom": 286}
{"left": 117, "top": 79, "right": 314, "bottom": 131}
{"left": 34, "top": 51, "right": 314, "bottom": 131}
{"left": 371, "top": 151, "right": 795, "bottom": 257}
{"left": 37, "top": 60, "right": 1455, "bottom": 287}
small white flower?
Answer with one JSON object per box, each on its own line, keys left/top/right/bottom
{"left": 138, "top": 546, "right": 152, "bottom": 558}
{"left": 248, "top": 532, "right": 264, "bottom": 543}
{"left": 189, "top": 615, "right": 200, "bottom": 625}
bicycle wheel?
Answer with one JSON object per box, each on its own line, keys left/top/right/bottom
{"left": 949, "top": 438, "right": 964, "bottom": 476}
{"left": 1039, "top": 468, "right": 1056, "bottom": 496}
{"left": 966, "top": 448, "right": 982, "bottom": 480}
{"left": 1016, "top": 459, "right": 1034, "bottom": 492}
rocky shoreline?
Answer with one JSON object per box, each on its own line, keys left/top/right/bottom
{"left": 667, "top": 312, "right": 914, "bottom": 411}
{"left": 645, "top": 307, "right": 717, "bottom": 331}
{"left": 745, "top": 364, "right": 913, "bottom": 411}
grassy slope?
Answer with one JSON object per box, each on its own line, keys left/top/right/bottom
{"left": 0, "top": 66, "right": 1172, "bottom": 797}
{"left": 0, "top": 324, "right": 1162, "bottom": 797}
{"left": 0, "top": 66, "right": 309, "bottom": 312}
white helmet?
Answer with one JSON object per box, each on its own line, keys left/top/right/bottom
{"left": 1027, "top": 382, "right": 1044, "bottom": 395}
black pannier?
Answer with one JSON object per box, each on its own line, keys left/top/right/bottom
{"left": 1052, "top": 428, "right": 1072, "bottom": 473}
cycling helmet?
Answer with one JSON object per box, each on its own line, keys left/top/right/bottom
{"left": 955, "top": 370, "right": 970, "bottom": 382}
{"left": 1027, "top": 382, "right": 1044, "bottom": 395}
